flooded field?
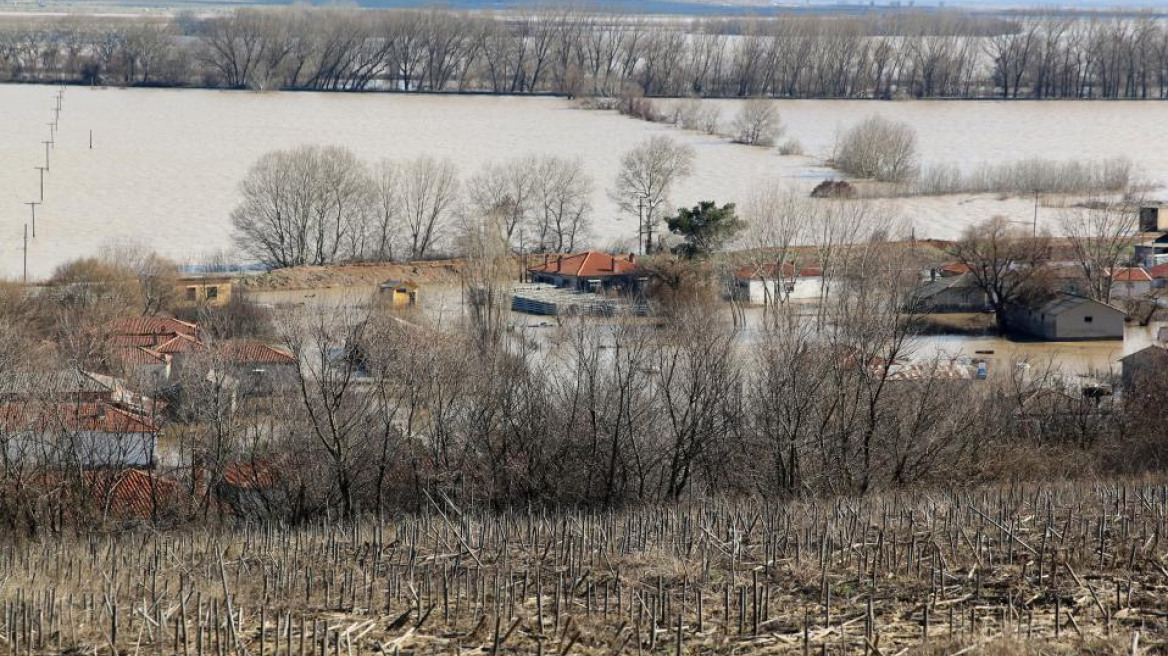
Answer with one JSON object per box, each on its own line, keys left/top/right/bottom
{"left": 2, "top": 85, "right": 1168, "bottom": 278}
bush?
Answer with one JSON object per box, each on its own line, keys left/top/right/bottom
{"left": 731, "top": 98, "right": 783, "bottom": 147}
{"left": 912, "top": 157, "right": 1134, "bottom": 196}
{"left": 778, "top": 138, "right": 804, "bottom": 156}
{"left": 833, "top": 115, "right": 919, "bottom": 183}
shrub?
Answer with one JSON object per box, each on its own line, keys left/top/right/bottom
{"left": 833, "top": 115, "right": 919, "bottom": 182}
{"left": 731, "top": 98, "right": 783, "bottom": 147}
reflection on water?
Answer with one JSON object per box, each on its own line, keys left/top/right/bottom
{"left": 249, "top": 286, "right": 1123, "bottom": 376}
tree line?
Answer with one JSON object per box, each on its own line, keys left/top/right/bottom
{"left": 1, "top": 7, "right": 1167, "bottom": 99}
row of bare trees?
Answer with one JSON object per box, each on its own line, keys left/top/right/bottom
{"left": 3, "top": 8, "right": 1168, "bottom": 98}
{"left": 2, "top": 201, "right": 1167, "bottom": 531}
{"left": 230, "top": 145, "right": 594, "bottom": 267}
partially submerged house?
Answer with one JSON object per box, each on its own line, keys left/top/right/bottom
{"left": 378, "top": 279, "right": 419, "bottom": 307}
{"left": 912, "top": 273, "right": 989, "bottom": 313}
{"left": 1110, "top": 267, "right": 1153, "bottom": 299}
{"left": 527, "top": 252, "right": 641, "bottom": 293}
{"left": 1007, "top": 294, "right": 1126, "bottom": 341}
{"left": 732, "top": 263, "right": 824, "bottom": 304}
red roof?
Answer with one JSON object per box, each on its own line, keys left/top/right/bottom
{"left": 116, "top": 347, "right": 170, "bottom": 367}
{"left": 1112, "top": 267, "right": 1152, "bottom": 282}
{"left": 528, "top": 252, "right": 637, "bottom": 278}
{"left": 1148, "top": 263, "right": 1168, "bottom": 279}
{"left": 108, "top": 317, "right": 198, "bottom": 338}
{"left": 83, "top": 469, "right": 189, "bottom": 520}
{"left": 154, "top": 333, "right": 206, "bottom": 354}
{"left": 735, "top": 262, "right": 822, "bottom": 280}
{"left": 222, "top": 460, "right": 278, "bottom": 489}
{"left": 220, "top": 342, "right": 295, "bottom": 365}
{"left": 939, "top": 262, "right": 971, "bottom": 276}
{"left": 0, "top": 402, "right": 159, "bottom": 433}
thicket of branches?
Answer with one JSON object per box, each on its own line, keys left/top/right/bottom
{"left": 2, "top": 8, "right": 1168, "bottom": 99}
{"left": 2, "top": 198, "right": 1166, "bottom": 533}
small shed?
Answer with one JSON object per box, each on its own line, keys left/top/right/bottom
{"left": 378, "top": 279, "right": 419, "bottom": 307}
{"left": 1007, "top": 294, "right": 1125, "bottom": 341}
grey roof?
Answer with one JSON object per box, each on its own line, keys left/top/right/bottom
{"left": 1034, "top": 294, "right": 1124, "bottom": 318}
{"left": 914, "top": 273, "right": 981, "bottom": 300}
{"left": 0, "top": 370, "right": 114, "bottom": 397}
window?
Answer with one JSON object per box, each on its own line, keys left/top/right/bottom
{"left": 207, "top": 286, "right": 218, "bottom": 300}
{"left": 186, "top": 287, "right": 197, "bottom": 301}
{"left": 1084, "top": 316, "right": 1093, "bottom": 323}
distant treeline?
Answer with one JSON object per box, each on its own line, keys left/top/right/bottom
{"left": 1, "top": 7, "right": 1167, "bottom": 99}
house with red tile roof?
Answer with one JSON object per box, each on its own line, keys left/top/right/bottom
{"left": 527, "top": 252, "right": 642, "bottom": 293}
{"left": 0, "top": 401, "right": 160, "bottom": 468}
{"left": 1110, "top": 267, "right": 1153, "bottom": 299}
{"left": 106, "top": 316, "right": 207, "bottom": 380}
{"left": 732, "top": 262, "right": 825, "bottom": 304}
{"left": 216, "top": 341, "right": 298, "bottom": 395}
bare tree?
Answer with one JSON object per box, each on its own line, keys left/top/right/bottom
{"left": 1062, "top": 199, "right": 1140, "bottom": 303}
{"left": 532, "top": 156, "right": 593, "bottom": 253}
{"left": 402, "top": 156, "right": 459, "bottom": 259}
{"left": 611, "top": 136, "right": 695, "bottom": 253}
{"left": 231, "top": 145, "right": 372, "bottom": 268}
{"left": 949, "top": 216, "right": 1052, "bottom": 333}
{"left": 466, "top": 156, "right": 538, "bottom": 247}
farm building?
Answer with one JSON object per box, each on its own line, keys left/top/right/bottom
{"left": 378, "top": 279, "right": 420, "bottom": 307}
{"left": 732, "top": 263, "right": 824, "bottom": 304}
{"left": 175, "top": 275, "right": 233, "bottom": 308}
{"left": 911, "top": 273, "right": 989, "bottom": 313}
{"left": 527, "top": 252, "right": 641, "bottom": 293}
{"left": 1006, "top": 294, "right": 1126, "bottom": 341}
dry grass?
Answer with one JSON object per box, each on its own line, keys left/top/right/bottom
{"left": 2, "top": 477, "right": 1167, "bottom": 654}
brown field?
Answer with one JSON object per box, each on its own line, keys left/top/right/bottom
{"left": 3, "top": 478, "right": 1167, "bottom": 655}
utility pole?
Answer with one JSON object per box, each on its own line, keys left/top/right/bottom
{"left": 46, "top": 122, "right": 56, "bottom": 144}
{"left": 22, "top": 224, "right": 28, "bottom": 284}
{"left": 34, "top": 166, "right": 46, "bottom": 202}
{"left": 89, "top": 130, "right": 93, "bottom": 149}
{"left": 25, "top": 202, "right": 39, "bottom": 239}
{"left": 41, "top": 141, "right": 51, "bottom": 170}
{"left": 1033, "top": 190, "right": 1039, "bottom": 238}
{"left": 637, "top": 196, "right": 645, "bottom": 254}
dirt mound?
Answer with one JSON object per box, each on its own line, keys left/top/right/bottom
{"left": 236, "top": 260, "right": 466, "bottom": 291}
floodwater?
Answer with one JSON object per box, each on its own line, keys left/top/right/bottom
{"left": 2, "top": 85, "right": 1167, "bottom": 278}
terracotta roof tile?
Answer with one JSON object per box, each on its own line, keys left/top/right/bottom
{"left": 734, "top": 263, "right": 822, "bottom": 279}
{"left": 528, "top": 252, "right": 638, "bottom": 278}
{"left": 220, "top": 342, "right": 295, "bottom": 365}
{"left": 1113, "top": 267, "right": 1153, "bottom": 282}
{"left": 0, "top": 402, "right": 159, "bottom": 433}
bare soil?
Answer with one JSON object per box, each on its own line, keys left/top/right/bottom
{"left": 236, "top": 260, "right": 467, "bottom": 291}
